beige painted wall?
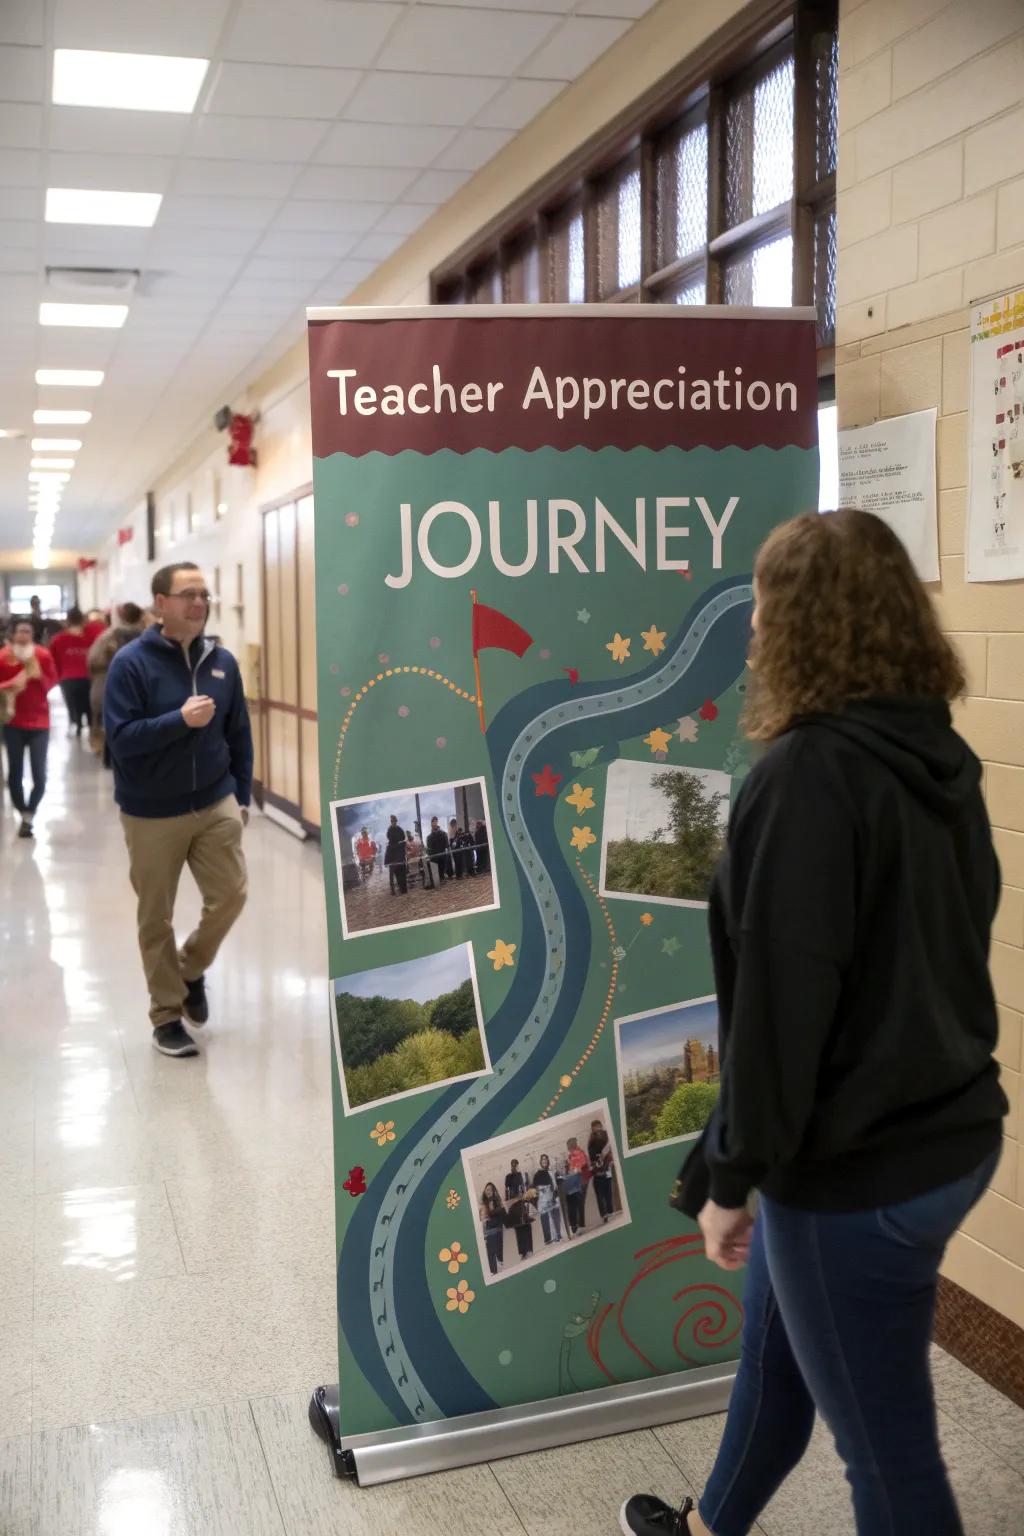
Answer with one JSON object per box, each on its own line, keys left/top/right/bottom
{"left": 837, "top": 0, "right": 1024, "bottom": 1327}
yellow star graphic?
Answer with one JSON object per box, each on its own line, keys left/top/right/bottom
{"left": 570, "top": 825, "right": 597, "bottom": 853}
{"left": 486, "top": 938, "right": 517, "bottom": 971}
{"left": 644, "top": 727, "right": 672, "bottom": 754}
{"left": 606, "top": 632, "right": 631, "bottom": 664}
{"left": 640, "top": 912, "right": 654, "bottom": 926}
{"left": 565, "top": 783, "right": 595, "bottom": 814}
{"left": 641, "top": 624, "right": 667, "bottom": 657}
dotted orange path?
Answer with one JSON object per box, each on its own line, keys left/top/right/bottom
{"left": 539, "top": 859, "right": 618, "bottom": 1121}
{"left": 331, "top": 665, "right": 477, "bottom": 796}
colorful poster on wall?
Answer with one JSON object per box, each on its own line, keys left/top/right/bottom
{"left": 967, "top": 285, "right": 1024, "bottom": 581}
{"left": 307, "top": 306, "right": 819, "bottom": 1468}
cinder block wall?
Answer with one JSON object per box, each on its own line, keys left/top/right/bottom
{"left": 836, "top": 0, "right": 1024, "bottom": 1327}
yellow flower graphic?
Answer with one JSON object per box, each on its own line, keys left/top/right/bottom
{"left": 446, "top": 1189, "right": 461, "bottom": 1211}
{"left": 565, "top": 783, "right": 595, "bottom": 814}
{"left": 439, "top": 1241, "right": 469, "bottom": 1274}
{"left": 446, "top": 1278, "right": 476, "bottom": 1314}
{"left": 570, "top": 825, "right": 597, "bottom": 853}
{"left": 641, "top": 624, "right": 667, "bottom": 657}
{"left": 640, "top": 912, "right": 654, "bottom": 926}
{"left": 644, "top": 727, "right": 672, "bottom": 755}
{"left": 487, "top": 938, "right": 517, "bottom": 971}
{"left": 606, "top": 632, "right": 631, "bottom": 664}
{"left": 370, "top": 1119, "right": 396, "bottom": 1147}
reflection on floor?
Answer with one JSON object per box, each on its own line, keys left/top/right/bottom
{"left": 2, "top": 721, "right": 1023, "bottom": 1534}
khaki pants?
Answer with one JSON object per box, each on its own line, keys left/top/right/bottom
{"left": 121, "top": 795, "right": 248, "bottom": 1028}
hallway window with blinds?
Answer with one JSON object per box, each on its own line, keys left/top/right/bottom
{"left": 433, "top": 0, "right": 837, "bottom": 355}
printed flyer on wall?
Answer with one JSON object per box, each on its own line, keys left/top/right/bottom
{"left": 967, "top": 285, "right": 1024, "bottom": 582}
{"left": 307, "top": 305, "right": 819, "bottom": 1474}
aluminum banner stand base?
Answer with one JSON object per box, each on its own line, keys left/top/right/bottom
{"left": 308, "top": 1363, "right": 737, "bottom": 1487}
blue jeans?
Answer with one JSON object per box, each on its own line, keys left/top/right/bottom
{"left": 4, "top": 725, "right": 49, "bottom": 816}
{"left": 700, "top": 1154, "right": 998, "bottom": 1536}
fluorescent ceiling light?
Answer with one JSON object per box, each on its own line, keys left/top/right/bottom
{"left": 53, "top": 48, "right": 209, "bottom": 114}
{"left": 0, "top": 428, "right": 25, "bottom": 439}
{"left": 45, "top": 188, "right": 162, "bottom": 228}
{"left": 34, "top": 409, "right": 91, "bottom": 425}
{"left": 31, "top": 457, "right": 76, "bottom": 469}
{"left": 31, "top": 438, "right": 81, "bottom": 452}
{"left": 35, "top": 369, "right": 104, "bottom": 387}
{"left": 39, "top": 302, "right": 128, "bottom": 329}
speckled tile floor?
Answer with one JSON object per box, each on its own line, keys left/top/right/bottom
{"left": 2, "top": 724, "right": 1022, "bottom": 1534}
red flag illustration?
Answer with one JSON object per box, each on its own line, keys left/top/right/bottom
{"left": 472, "top": 601, "right": 533, "bottom": 658}
{"left": 470, "top": 591, "right": 533, "bottom": 733}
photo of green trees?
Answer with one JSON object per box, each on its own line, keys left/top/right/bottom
{"left": 332, "top": 943, "right": 489, "bottom": 1111}
{"left": 601, "top": 762, "right": 731, "bottom": 907}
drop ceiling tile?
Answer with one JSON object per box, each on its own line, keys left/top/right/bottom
{"left": 0, "top": 1, "right": 44, "bottom": 45}
{"left": 159, "top": 194, "right": 278, "bottom": 230}
{"left": 522, "top": 14, "right": 631, "bottom": 79}
{"left": 46, "top": 152, "right": 174, "bottom": 193}
{"left": 175, "top": 159, "right": 300, "bottom": 199}
{"left": 223, "top": 0, "right": 401, "bottom": 69}
{"left": 576, "top": 0, "right": 658, "bottom": 14}
{"left": 0, "top": 219, "right": 36, "bottom": 248}
{"left": 0, "top": 45, "right": 44, "bottom": 103}
{"left": 255, "top": 228, "right": 359, "bottom": 259}
{"left": 0, "top": 147, "right": 40, "bottom": 186}
{"left": 342, "top": 72, "right": 500, "bottom": 128}
{"left": 315, "top": 120, "right": 456, "bottom": 168}
{"left": 434, "top": 127, "right": 514, "bottom": 172}
{"left": 205, "top": 61, "right": 362, "bottom": 119}
{"left": 474, "top": 77, "right": 564, "bottom": 129}
{"left": 272, "top": 199, "right": 380, "bottom": 234}
{"left": 243, "top": 254, "right": 334, "bottom": 283}
{"left": 405, "top": 167, "right": 473, "bottom": 204}
{"left": 227, "top": 277, "right": 314, "bottom": 305}
{"left": 37, "top": 330, "right": 120, "bottom": 368}
{"left": 0, "top": 102, "right": 42, "bottom": 148}
{"left": 291, "top": 164, "right": 416, "bottom": 201}
{"left": 0, "top": 247, "right": 34, "bottom": 273}
{"left": 1, "top": 187, "right": 41, "bottom": 219}
{"left": 48, "top": 106, "right": 192, "bottom": 158}
{"left": 373, "top": 203, "right": 433, "bottom": 237}
{"left": 43, "top": 224, "right": 151, "bottom": 258}
{"left": 420, "top": 0, "right": 572, "bottom": 8}
{"left": 52, "top": 0, "right": 232, "bottom": 56}
{"left": 189, "top": 114, "right": 326, "bottom": 163}
{"left": 379, "top": 7, "right": 559, "bottom": 75}
{"left": 148, "top": 227, "right": 260, "bottom": 258}
{"left": 142, "top": 254, "right": 243, "bottom": 281}
{"left": 349, "top": 230, "right": 405, "bottom": 262}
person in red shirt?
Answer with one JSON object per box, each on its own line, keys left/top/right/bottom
{"left": 49, "top": 605, "right": 93, "bottom": 737}
{"left": 83, "top": 610, "right": 107, "bottom": 647}
{"left": 0, "top": 618, "right": 58, "bottom": 838}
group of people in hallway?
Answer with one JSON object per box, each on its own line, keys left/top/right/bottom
{"left": 357, "top": 812, "right": 490, "bottom": 895}
{"left": 0, "top": 599, "right": 150, "bottom": 835}
{"left": 477, "top": 1120, "right": 618, "bottom": 1276}
{"left": 2, "top": 563, "right": 253, "bottom": 1063}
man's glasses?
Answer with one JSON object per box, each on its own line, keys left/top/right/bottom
{"left": 167, "top": 588, "right": 212, "bottom": 603}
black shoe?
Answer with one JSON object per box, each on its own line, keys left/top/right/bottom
{"left": 620, "top": 1494, "right": 695, "bottom": 1535}
{"left": 17, "top": 818, "right": 33, "bottom": 839}
{"left": 152, "top": 1021, "right": 199, "bottom": 1057}
{"left": 183, "top": 974, "right": 209, "bottom": 1026}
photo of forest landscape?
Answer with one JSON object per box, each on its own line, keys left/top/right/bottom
{"left": 332, "top": 943, "right": 489, "bottom": 1111}
{"left": 616, "top": 996, "right": 721, "bottom": 1151}
{"left": 601, "top": 760, "right": 731, "bottom": 907}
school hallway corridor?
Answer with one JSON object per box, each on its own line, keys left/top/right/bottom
{"left": 1, "top": 721, "right": 1022, "bottom": 1536}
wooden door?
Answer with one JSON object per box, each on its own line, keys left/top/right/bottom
{"left": 261, "top": 487, "right": 318, "bottom": 829}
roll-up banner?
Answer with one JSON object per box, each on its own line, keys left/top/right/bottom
{"left": 307, "top": 306, "right": 819, "bottom": 1484}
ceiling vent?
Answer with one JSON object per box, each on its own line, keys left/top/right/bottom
{"left": 46, "top": 266, "right": 140, "bottom": 298}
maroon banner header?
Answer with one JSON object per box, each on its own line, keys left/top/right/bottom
{"left": 307, "top": 312, "right": 818, "bottom": 458}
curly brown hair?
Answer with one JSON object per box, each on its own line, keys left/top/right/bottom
{"left": 744, "top": 508, "right": 965, "bottom": 741}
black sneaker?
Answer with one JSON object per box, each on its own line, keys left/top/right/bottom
{"left": 18, "top": 818, "right": 33, "bottom": 839}
{"left": 620, "top": 1494, "right": 695, "bottom": 1536}
{"left": 152, "top": 1021, "right": 199, "bottom": 1057}
{"left": 183, "top": 974, "right": 208, "bottom": 1026}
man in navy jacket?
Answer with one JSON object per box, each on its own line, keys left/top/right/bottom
{"left": 105, "top": 561, "right": 253, "bottom": 1057}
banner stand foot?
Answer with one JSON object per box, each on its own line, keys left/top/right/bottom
{"left": 308, "top": 1385, "right": 356, "bottom": 1479}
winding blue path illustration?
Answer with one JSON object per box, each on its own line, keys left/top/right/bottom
{"left": 337, "top": 576, "right": 753, "bottom": 1428}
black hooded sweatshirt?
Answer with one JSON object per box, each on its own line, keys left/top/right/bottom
{"left": 675, "top": 698, "right": 1006, "bottom": 1217}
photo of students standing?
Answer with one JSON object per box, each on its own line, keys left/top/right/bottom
{"left": 504, "top": 1159, "right": 535, "bottom": 1260}
{"left": 563, "top": 1137, "right": 590, "bottom": 1234}
{"left": 588, "top": 1118, "right": 616, "bottom": 1224}
{"left": 479, "top": 1184, "right": 506, "bottom": 1277}
{"left": 533, "top": 1154, "right": 563, "bottom": 1245}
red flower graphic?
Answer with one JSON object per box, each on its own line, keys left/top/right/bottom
{"left": 343, "top": 1166, "right": 367, "bottom": 1197}
{"left": 699, "top": 699, "right": 719, "bottom": 722}
{"left": 531, "top": 764, "right": 563, "bottom": 797}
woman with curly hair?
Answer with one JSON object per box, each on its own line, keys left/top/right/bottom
{"left": 623, "top": 509, "right": 1006, "bottom": 1536}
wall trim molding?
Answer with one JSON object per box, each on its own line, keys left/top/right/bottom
{"left": 934, "top": 1275, "right": 1024, "bottom": 1409}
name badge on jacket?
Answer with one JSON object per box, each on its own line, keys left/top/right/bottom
{"left": 212, "top": 668, "right": 225, "bottom": 678}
